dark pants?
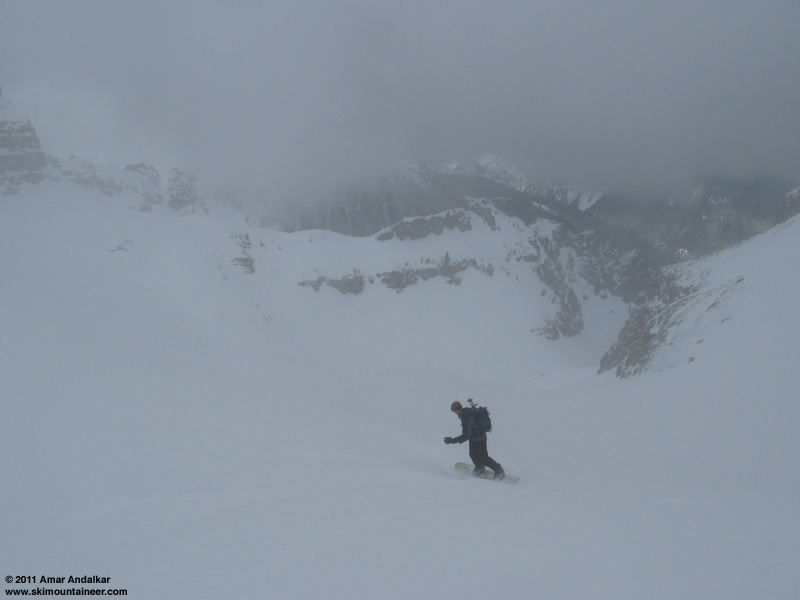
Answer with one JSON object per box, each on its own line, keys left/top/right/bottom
{"left": 469, "top": 439, "right": 502, "bottom": 472}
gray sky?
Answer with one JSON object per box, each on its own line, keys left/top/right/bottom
{"left": 2, "top": 0, "right": 799, "bottom": 199}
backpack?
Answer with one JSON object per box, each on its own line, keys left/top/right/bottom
{"left": 467, "top": 398, "right": 492, "bottom": 433}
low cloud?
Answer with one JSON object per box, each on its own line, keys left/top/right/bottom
{"left": 2, "top": 1, "right": 799, "bottom": 200}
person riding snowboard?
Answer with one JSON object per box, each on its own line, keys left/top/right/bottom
{"left": 444, "top": 400, "right": 505, "bottom": 479}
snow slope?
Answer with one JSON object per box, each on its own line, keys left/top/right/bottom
{"left": 2, "top": 182, "right": 798, "bottom": 599}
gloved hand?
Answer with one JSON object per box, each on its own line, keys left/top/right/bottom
{"left": 444, "top": 437, "right": 455, "bottom": 444}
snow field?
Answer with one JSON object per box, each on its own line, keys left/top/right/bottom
{"left": 2, "top": 184, "right": 799, "bottom": 599}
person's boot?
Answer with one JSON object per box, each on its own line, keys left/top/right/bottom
{"left": 493, "top": 464, "right": 505, "bottom": 480}
{"left": 472, "top": 465, "right": 486, "bottom": 476}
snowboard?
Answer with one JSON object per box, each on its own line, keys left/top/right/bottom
{"left": 455, "top": 462, "right": 519, "bottom": 483}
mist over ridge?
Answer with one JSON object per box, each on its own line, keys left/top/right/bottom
{"left": 1, "top": 1, "right": 799, "bottom": 202}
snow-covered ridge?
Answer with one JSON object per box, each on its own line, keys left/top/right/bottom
{"left": 6, "top": 86, "right": 794, "bottom": 269}
{"left": 3, "top": 88, "right": 798, "bottom": 380}
{"left": 0, "top": 90, "right": 207, "bottom": 214}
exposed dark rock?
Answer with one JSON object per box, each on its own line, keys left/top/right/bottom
{"left": 167, "top": 169, "right": 202, "bottom": 213}
{"left": 125, "top": 163, "right": 163, "bottom": 210}
{"left": 376, "top": 209, "right": 471, "bottom": 241}
{"left": 377, "top": 255, "right": 493, "bottom": 292}
{"left": 598, "top": 272, "right": 698, "bottom": 377}
{"left": 56, "top": 157, "right": 125, "bottom": 196}
{"left": 298, "top": 271, "right": 367, "bottom": 294}
{"left": 0, "top": 93, "right": 48, "bottom": 194}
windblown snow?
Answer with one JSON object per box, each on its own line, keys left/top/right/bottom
{"left": 2, "top": 181, "right": 798, "bottom": 599}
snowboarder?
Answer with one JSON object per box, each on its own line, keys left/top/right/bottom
{"left": 444, "top": 400, "right": 505, "bottom": 479}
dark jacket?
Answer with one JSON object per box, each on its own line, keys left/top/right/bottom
{"left": 452, "top": 407, "right": 487, "bottom": 444}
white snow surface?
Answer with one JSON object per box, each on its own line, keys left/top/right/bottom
{"left": 2, "top": 181, "right": 799, "bottom": 599}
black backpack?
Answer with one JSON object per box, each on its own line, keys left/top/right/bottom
{"left": 468, "top": 398, "right": 492, "bottom": 433}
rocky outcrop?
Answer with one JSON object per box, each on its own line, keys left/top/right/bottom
{"left": 53, "top": 156, "right": 125, "bottom": 196}
{"left": 298, "top": 253, "right": 495, "bottom": 295}
{"left": 377, "top": 254, "right": 494, "bottom": 292}
{"left": 298, "top": 271, "right": 368, "bottom": 294}
{"left": 167, "top": 169, "right": 204, "bottom": 214}
{"left": 598, "top": 271, "right": 699, "bottom": 377}
{"left": 376, "top": 209, "right": 472, "bottom": 241}
{"left": 0, "top": 89, "right": 48, "bottom": 194}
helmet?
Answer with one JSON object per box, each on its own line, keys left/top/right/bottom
{"left": 450, "top": 401, "right": 463, "bottom": 412}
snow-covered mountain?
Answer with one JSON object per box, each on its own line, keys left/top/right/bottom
{"left": 3, "top": 90, "right": 800, "bottom": 598}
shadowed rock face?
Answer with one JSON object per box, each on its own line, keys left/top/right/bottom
{"left": 0, "top": 92, "right": 48, "bottom": 193}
